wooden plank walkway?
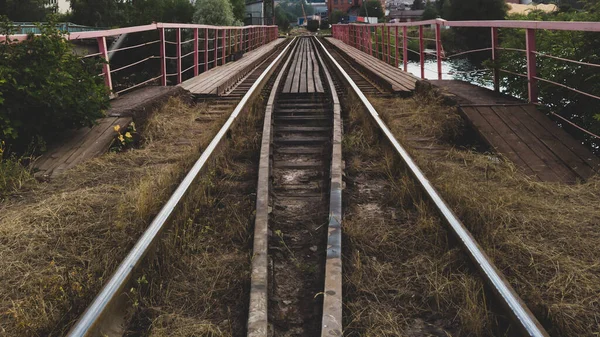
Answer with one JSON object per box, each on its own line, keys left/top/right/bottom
{"left": 180, "top": 38, "right": 287, "bottom": 96}
{"left": 426, "top": 80, "right": 600, "bottom": 183}
{"left": 34, "top": 86, "right": 183, "bottom": 179}
{"left": 325, "top": 37, "right": 417, "bottom": 94}
{"left": 282, "top": 38, "right": 324, "bottom": 94}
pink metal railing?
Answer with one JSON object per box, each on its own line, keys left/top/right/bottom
{"left": 1, "top": 22, "right": 278, "bottom": 95}
{"left": 332, "top": 19, "right": 600, "bottom": 106}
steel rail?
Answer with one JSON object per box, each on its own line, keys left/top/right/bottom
{"left": 247, "top": 36, "right": 298, "bottom": 337}
{"left": 66, "top": 38, "right": 293, "bottom": 337}
{"left": 315, "top": 37, "right": 550, "bottom": 337}
{"left": 310, "top": 36, "right": 343, "bottom": 337}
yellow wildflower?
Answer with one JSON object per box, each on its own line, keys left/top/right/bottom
{"left": 130, "top": 122, "right": 136, "bottom": 132}
{"left": 118, "top": 135, "right": 125, "bottom": 143}
{"left": 125, "top": 132, "right": 132, "bottom": 138}
{"left": 113, "top": 125, "right": 121, "bottom": 132}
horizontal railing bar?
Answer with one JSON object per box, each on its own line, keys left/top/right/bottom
{"left": 540, "top": 107, "right": 600, "bottom": 139}
{"left": 500, "top": 68, "right": 528, "bottom": 78}
{"left": 110, "top": 56, "right": 158, "bottom": 73}
{"left": 497, "top": 47, "right": 526, "bottom": 53}
{"left": 182, "top": 65, "right": 195, "bottom": 74}
{"left": 445, "top": 47, "right": 493, "bottom": 59}
{"left": 115, "top": 75, "right": 161, "bottom": 94}
{"left": 533, "top": 51, "right": 600, "bottom": 68}
{"left": 81, "top": 52, "right": 103, "bottom": 58}
{"left": 182, "top": 50, "right": 195, "bottom": 58}
{"left": 108, "top": 40, "right": 160, "bottom": 54}
{"left": 534, "top": 75, "right": 600, "bottom": 101}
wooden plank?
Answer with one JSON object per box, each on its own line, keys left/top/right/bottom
{"left": 521, "top": 105, "right": 600, "bottom": 173}
{"left": 494, "top": 106, "right": 577, "bottom": 183}
{"left": 299, "top": 40, "right": 307, "bottom": 93}
{"left": 291, "top": 40, "right": 303, "bottom": 93}
{"left": 311, "top": 39, "right": 325, "bottom": 93}
{"left": 474, "top": 106, "right": 560, "bottom": 181}
{"left": 307, "top": 39, "right": 315, "bottom": 93}
{"left": 514, "top": 106, "right": 597, "bottom": 180}
{"left": 461, "top": 107, "right": 536, "bottom": 177}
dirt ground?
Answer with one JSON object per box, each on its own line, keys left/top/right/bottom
{"left": 342, "top": 90, "right": 600, "bottom": 337}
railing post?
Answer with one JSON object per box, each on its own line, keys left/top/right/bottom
{"left": 525, "top": 28, "right": 537, "bottom": 103}
{"left": 403, "top": 26, "right": 408, "bottom": 72}
{"left": 374, "top": 26, "right": 378, "bottom": 59}
{"left": 176, "top": 28, "right": 182, "bottom": 84}
{"left": 213, "top": 29, "right": 218, "bottom": 68}
{"left": 159, "top": 28, "right": 167, "bottom": 86}
{"left": 491, "top": 27, "right": 499, "bottom": 92}
{"left": 395, "top": 26, "right": 399, "bottom": 68}
{"left": 204, "top": 28, "right": 209, "bottom": 72}
{"left": 435, "top": 22, "right": 442, "bottom": 80}
{"left": 194, "top": 28, "right": 199, "bottom": 77}
{"left": 222, "top": 28, "right": 226, "bottom": 65}
{"left": 96, "top": 36, "right": 113, "bottom": 91}
{"left": 369, "top": 26, "right": 373, "bottom": 56}
{"left": 419, "top": 25, "right": 424, "bottom": 79}
{"left": 387, "top": 26, "right": 392, "bottom": 64}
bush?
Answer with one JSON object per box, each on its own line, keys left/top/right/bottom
{"left": 306, "top": 20, "right": 319, "bottom": 32}
{"left": 0, "top": 18, "right": 109, "bottom": 154}
{"left": 319, "top": 19, "right": 329, "bottom": 30}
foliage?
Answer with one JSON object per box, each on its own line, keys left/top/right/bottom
{"left": 319, "top": 19, "right": 329, "bottom": 30}
{"left": 0, "top": 0, "right": 50, "bottom": 22}
{"left": 275, "top": 5, "right": 292, "bottom": 31}
{"left": 193, "top": 0, "right": 238, "bottom": 26}
{"left": 443, "top": 0, "right": 507, "bottom": 51}
{"left": 70, "top": 0, "right": 194, "bottom": 27}
{"left": 230, "top": 0, "right": 246, "bottom": 23}
{"left": 360, "top": 0, "right": 385, "bottom": 19}
{"left": 306, "top": 19, "right": 319, "bottom": 32}
{"left": 70, "top": 0, "right": 127, "bottom": 27}
{"left": 330, "top": 9, "right": 345, "bottom": 24}
{"left": 0, "top": 141, "right": 33, "bottom": 198}
{"left": 0, "top": 18, "right": 109, "bottom": 153}
{"left": 497, "top": 6, "right": 600, "bottom": 149}
{"left": 422, "top": 0, "right": 439, "bottom": 19}
{"left": 109, "top": 122, "right": 137, "bottom": 152}
{"left": 412, "top": 0, "right": 424, "bottom": 10}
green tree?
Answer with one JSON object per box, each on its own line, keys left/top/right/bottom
{"left": 124, "top": 0, "right": 194, "bottom": 25}
{"left": 70, "top": 0, "right": 126, "bottom": 27}
{"left": 275, "top": 5, "right": 291, "bottom": 31}
{"left": 193, "top": 0, "right": 238, "bottom": 25}
{"left": 0, "top": 18, "right": 109, "bottom": 153}
{"left": 444, "top": 0, "right": 506, "bottom": 51}
{"left": 359, "top": 0, "right": 384, "bottom": 19}
{"left": 422, "top": 0, "right": 438, "bottom": 19}
{"left": 412, "top": 0, "right": 424, "bottom": 10}
{"left": 330, "top": 9, "right": 344, "bottom": 23}
{"left": 441, "top": 0, "right": 452, "bottom": 18}
{"left": 230, "top": 0, "right": 246, "bottom": 23}
{"left": 0, "top": 0, "right": 50, "bottom": 22}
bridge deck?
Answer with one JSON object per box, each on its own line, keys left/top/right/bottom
{"left": 325, "top": 37, "right": 417, "bottom": 94}
{"left": 426, "top": 80, "right": 600, "bottom": 183}
{"left": 282, "top": 38, "right": 324, "bottom": 93}
{"left": 180, "top": 38, "right": 286, "bottom": 96}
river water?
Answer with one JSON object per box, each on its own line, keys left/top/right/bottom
{"left": 406, "top": 58, "right": 494, "bottom": 90}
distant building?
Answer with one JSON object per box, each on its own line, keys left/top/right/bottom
{"left": 46, "top": 0, "right": 70, "bottom": 14}
{"left": 245, "top": 0, "right": 275, "bottom": 25}
{"left": 387, "top": 9, "right": 424, "bottom": 21}
{"left": 328, "top": 0, "right": 363, "bottom": 18}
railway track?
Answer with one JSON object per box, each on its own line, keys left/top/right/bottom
{"left": 67, "top": 36, "right": 549, "bottom": 337}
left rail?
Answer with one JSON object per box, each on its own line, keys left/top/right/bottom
{"left": 66, "top": 38, "right": 293, "bottom": 337}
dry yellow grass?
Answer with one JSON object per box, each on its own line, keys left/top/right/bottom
{"left": 364, "top": 92, "right": 600, "bottom": 337}
{"left": 0, "top": 97, "right": 225, "bottom": 336}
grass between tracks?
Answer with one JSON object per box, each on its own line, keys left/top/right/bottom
{"left": 0, "top": 97, "right": 246, "bottom": 336}
{"left": 344, "top": 90, "right": 600, "bottom": 336}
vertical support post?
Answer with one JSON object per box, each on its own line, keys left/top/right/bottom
{"left": 419, "top": 25, "right": 424, "bottom": 79}
{"left": 159, "top": 28, "right": 167, "bottom": 86}
{"left": 222, "top": 28, "right": 226, "bottom": 65}
{"left": 97, "top": 36, "right": 113, "bottom": 91}
{"left": 491, "top": 27, "right": 499, "bottom": 92}
{"left": 204, "top": 28, "right": 209, "bottom": 72}
{"left": 388, "top": 26, "right": 392, "bottom": 64}
{"left": 403, "top": 26, "right": 408, "bottom": 72}
{"left": 525, "top": 28, "right": 537, "bottom": 103}
{"left": 435, "top": 22, "right": 442, "bottom": 80}
{"left": 194, "top": 28, "right": 199, "bottom": 77}
{"left": 176, "top": 28, "right": 182, "bottom": 84}
{"left": 374, "top": 26, "right": 378, "bottom": 59}
{"left": 213, "top": 29, "right": 218, "bottom": 68}
{"left": 395, "top": 26, "right": 399, "bottom": 68}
